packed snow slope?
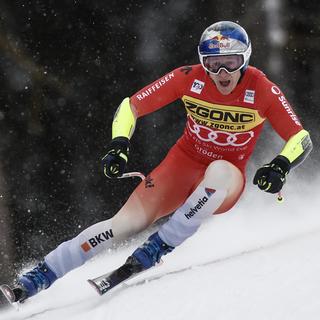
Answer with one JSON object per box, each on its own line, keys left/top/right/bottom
{"left": 1, "top": 178, "right": 320, "bottom": 320}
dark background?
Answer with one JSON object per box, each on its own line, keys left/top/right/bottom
{"left": 0, "top": 0, "right": 319, "bottom": 284}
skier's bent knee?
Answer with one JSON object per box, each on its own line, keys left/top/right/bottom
{"left": 202, "top": 160, "right": 243, "bottom": 190}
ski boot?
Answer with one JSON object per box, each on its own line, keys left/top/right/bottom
{"left": 132, "top": 232, "right": 174, "bottom": 270}
{"left": 87, "top": 232, "right": 174, "bottom": 296}
{"left": 1, "top": 261, "right": 57, "bottom": 304}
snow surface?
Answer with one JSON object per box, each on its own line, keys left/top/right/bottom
{"left": 1, "top": 178, "right": 320, "bottom": 320}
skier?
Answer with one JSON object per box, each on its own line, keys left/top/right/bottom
{"left": 3, "top": 21, "right": 312, "bottom": 302}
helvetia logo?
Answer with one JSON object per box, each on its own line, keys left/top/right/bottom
{"left": 184, "top": 188, "right": 216, "bottom": 220}
{"left": 81, "top": 229, "right": 114, "bottom": 252}
{"left": 185, "top": 196, "right": 208, "bottom": 219}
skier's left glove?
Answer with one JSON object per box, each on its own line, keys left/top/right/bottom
{"left": 102, "top": 137, "right": 130, "bottom": 178}
{"left": 253, "top": 156, "right": 291, "bottom": 194}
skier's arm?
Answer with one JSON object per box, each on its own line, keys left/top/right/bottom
{"left": 278, "top": 129, "right": 312, "bottom": 169}
{"left": 112, "top": 67, "right": 188, "bottom": 140}
{"left": 253, "top": 80, "right": 313, "bottom": 193}
{"left": 262, "top": 83, "right": 313, "bottom": 171}
{"left": 102, "top": 67, "right": 186, "bottom": 178}
{"left": 253, "top": 129, "right": 312, "bottom": 194}
{"left": 112, "top": 97, "right": 137, "bottom": 139}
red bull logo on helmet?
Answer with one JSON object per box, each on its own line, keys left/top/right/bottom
{"left": 212, "top": 35, "right": 229, "bottom": 41}
{"left": 208, "top": 34, "right": 230, "bottom": 49}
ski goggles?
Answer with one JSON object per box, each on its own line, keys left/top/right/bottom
{"left": 201, "top": 54, "right": 245, "bottom": 74}
{"left": 198, "top": 45, "right": 251, "bottom": 75}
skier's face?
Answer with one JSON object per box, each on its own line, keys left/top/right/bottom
{"left": 209, "top": 69, "right": 241, "bottom": 95}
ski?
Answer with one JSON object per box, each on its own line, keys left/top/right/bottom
{"left": 0, "top": 284, "right": 17, "bottom": 305}
{"left": 0, "top": 284, "right": 27, "bottom": 307}
{"left": 88, "top": 255, "right": 145, "bottom": 296}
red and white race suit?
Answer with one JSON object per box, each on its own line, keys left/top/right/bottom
{"left": 44, "top": 66, "right": 305, "bottom": 277}
{"left": 131, "top": 65, "right": 302, "bottom": 173}
{"left": 127, "top": 65, "right": 303, "bottom": 217}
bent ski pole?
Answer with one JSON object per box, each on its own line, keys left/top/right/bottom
{"left": 118, "top": 171, "right": 146, "bottom": 180}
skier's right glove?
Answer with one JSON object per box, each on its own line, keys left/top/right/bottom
{"left": 102, "top": 137, "right": 130, "bottom": 178}
{"left": 253, "top": 156, "right": 291, "bottom": 194}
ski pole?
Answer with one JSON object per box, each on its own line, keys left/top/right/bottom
{"left": 277, "top": 191, "right": 284, "bottom": 203}
{"left": 121, "top": 172, "right": 284, "bottom": 203}
{"left": 118, "top": 171, "right": 146, "bottom": 180}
